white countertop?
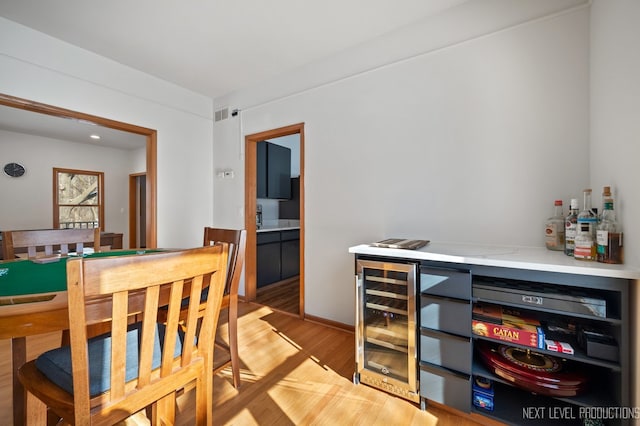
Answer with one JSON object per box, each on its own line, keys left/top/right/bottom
{"left": 257, "top": 220, "right": 300, "bottom": 233}
{"left": 349, "top": 242, "right": 640, "bottom": 280}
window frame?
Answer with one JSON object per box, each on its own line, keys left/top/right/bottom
{"left": 53, "top": 167, "right": 105, "bottom": 231}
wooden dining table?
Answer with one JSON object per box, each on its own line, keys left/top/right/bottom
{"left": 0, "top": 249, "right": 160, "bottom": 425}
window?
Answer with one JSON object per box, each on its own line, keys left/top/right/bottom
{"left": 53, "top": 168, "right": 104, "bottom": 230}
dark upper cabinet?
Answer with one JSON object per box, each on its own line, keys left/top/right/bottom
{"left": 279, "top": 177, "right": 300, "bottom": 219}
{"left": 257, "top": 141, "right": 291, "bottom": 199}
{"left": 257, "top": 142, "right": 267, "bottom": 198}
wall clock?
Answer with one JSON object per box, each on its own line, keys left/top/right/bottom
{"left": 3, "top": 162, "right": 26, "bottom": 178}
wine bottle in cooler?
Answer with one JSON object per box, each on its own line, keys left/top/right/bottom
{"left": 564, "top": 198, "right": 579, "bottom": 256}
{"left": 574, "top": 189, "right": 597, "bottom": 261}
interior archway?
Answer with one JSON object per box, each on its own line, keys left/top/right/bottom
{"left": 0, "top": 93, "right": 157, "bottom": 247}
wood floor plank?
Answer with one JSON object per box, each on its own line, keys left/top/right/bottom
{"left": 2, "top": 302, "right": 501, "bottom": 425}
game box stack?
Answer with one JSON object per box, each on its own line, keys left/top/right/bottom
{"left": 472, "top": 303, "right": 545, "bottom": 349}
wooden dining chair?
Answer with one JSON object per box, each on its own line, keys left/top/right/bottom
{"left": 204, "top": 228, "right": 246, "bottom": 389}
{"left": 18, "top": 245, "right": 228, "bottom": 426}
{"left": 2, "top": 228, "right": 101, "bottom": 259}
{"left": 2, "top": 227, "right": 102, "bottom": 424}
{"left": 158, "top": 228, "right": 246, "bottom": 388}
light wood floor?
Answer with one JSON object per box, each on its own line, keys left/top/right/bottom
{"left": 1, "top": 302, "right": 501, "bottom": 425}
{"left": 255, "top": 277, "right": 300, "bottom": 315}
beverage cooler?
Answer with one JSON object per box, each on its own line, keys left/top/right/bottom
{"left": 353, "top": 259, "right": 420, "bottom": 403}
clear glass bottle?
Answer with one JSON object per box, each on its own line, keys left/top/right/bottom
{"left": 596, "top": 196, "right": 623, "bottom": 264}
{"left": 564, "top": 198, "right": 579, "bottom": 256}
{"left": 599, "top": 186, "right": 611, "bottom": 222}
{"left": 544, "top": 200, "right": 565, "bottom": 251}
{"left": 574, "top": 189, "right": 597, "bottom": 261}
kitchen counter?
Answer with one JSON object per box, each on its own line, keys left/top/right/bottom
{"left": 257, "top": 220, "right": 300, "bottom": 233}
{"left": 349, "top": 241, "right": 640, "bottom": 280}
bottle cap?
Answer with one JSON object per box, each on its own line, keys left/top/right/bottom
{"left": 570, "top": 198, "right": 578, "bottom": 209}
{"left": 554, "top": 200, "right": 563, "bottom": 206}
{"left": 603, "top": 186, "right": 611, "bottom": 196}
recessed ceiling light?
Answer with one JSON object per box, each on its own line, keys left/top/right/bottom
{"left": 90, "top": 134, "right": 101, "bottom": 140}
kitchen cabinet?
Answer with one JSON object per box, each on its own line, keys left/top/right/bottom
{"left": 257, "top": 229, "right": 300, "bottom": 287}
{"left": 280, "top": 229, "right": 300, "bottom": 280}
{"left": 257, "top": 141, "right": 291, "bottom": 199}
{"left": 279, "top": 177, "right": 300, "bottom": 219}
{"left": 257, "top": 231, "right": 281, "bottom": 287}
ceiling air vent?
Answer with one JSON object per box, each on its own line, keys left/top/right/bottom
{"left": 214, "top": 107, "right": 229, "bottom": 122}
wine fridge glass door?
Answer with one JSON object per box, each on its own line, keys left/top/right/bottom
{"left": 356, "top": 260, "right": 418, "bottom": 391}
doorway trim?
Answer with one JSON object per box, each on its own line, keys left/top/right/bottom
{"left": 0, "top": 93, "right": 157, "bottom": 247}
{"left": 129, "top": 172, "right": 147, "bottom": 248}
{"left": 245, "top": 123, "right": 305, "bottom": 318}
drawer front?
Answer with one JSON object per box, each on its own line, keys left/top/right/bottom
{"left": 420, "top": 267, "right": 471, "bottom": 299}
{"left": 281, "top": 229, "right": 300, "bottom": 241}
{"left": 257, "top": 231, "right": 281, "bottom": 244}
{"left": 420, "top": 330, "right": 471, "bottom": 375}
{"left": 420, "top": 363, "right": 470, "bottom": 413}
{"left": 421, "top": 295, "right": 471, "bottom": 337}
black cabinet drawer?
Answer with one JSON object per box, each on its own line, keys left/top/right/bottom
{"left": 257, "top": 231, "right": 281, "bottom": 245}
{"left": 281, "top": 229, "right": 299, "bottom": 241}
{"left": 420, "top": 362, "right": 470, "bottom": 413}
{"left": 421, "top": 295, "right": 471, "bottom": 337}
{"left": 420, "top": 266, "right": 471, "bottom": 299}
{"left": 420, "top": 329, "right": 471, "bottom": 374}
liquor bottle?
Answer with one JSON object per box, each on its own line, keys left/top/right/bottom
{"left": 544, "top": 200, "right": 565, "bottom": 251}
{"left": 564, "top": 198, "right": 579, "bottom": 256}
{"left": 596, "top": 196, "right": 623, "bottom": 263}
{"left": 574, "top": 189, "right": 597, "bottom": 261}
{"left": 599, "top": 186, "right": 611, "bottom": 222}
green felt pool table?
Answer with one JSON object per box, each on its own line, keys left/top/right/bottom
{"left": 0, "top": 250, "right": 158, "bottom": 298}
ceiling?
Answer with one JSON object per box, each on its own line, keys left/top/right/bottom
{"left": 0, "top": 0, "right": 468, "bottom": 100}
{"left": 0, "top": 105, "right": 147, "bottom": 149}
{"left": 0, "top": 0, "right": 467, "bottom": 147}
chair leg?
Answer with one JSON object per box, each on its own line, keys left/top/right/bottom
{"left": 151, "top": 394, "right": 176, "bottom": 425}
{"left": 228, "top": 301, "right": 241, "bottom": 388}
{"left": 25, "top": 389, "right": 48, "bottom": 425}
{"left": 12, "top": 337, "right": 27, "bottom": 426}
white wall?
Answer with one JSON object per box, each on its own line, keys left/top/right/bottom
{"left": 215, "top": 3, "right": 596, "bottom": 325}
{"left": 0, "top": 17, "right": 215, "bottom": 249}
{"left": 0, "top": 130, "right": 141, "bottom": 245}
{"left": 590, "top": 0, "right": 640, "bottom": 267}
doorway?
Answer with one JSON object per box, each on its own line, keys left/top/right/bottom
{"left": 0, "top": 93, "right": 158, "bottom": 247}
{"left": 244, "top": 123, "right": 305, "bottom": 318}
{"left": 129, "top": 173, "right": 147, "bottom": 248}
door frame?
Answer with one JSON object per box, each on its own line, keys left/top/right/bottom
{"left": 244, "top": 123, "right": 305, "bottom": 318}
{"left": 129, "top": 172, "right": 147, "bottom": 248}
{"left": 0, "top": 93, "right": 158, "bottom": 248}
